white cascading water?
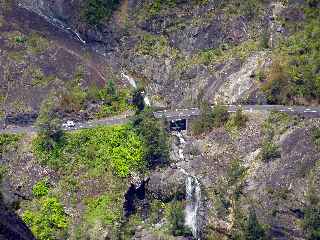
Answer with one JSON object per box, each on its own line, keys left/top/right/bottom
{"left": 121, "top": 72, "right": 151, "bottom": 106}
{"left": 185, "top": 175, "right": 201, "bottom": 239}
{"left": 174, "top": 132, "right": 201, "bottom": 239}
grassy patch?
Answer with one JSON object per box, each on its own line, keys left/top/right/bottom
{"left": 33, "top": 125, "right": 145, "bottom": 177}
{"left": 0, "top": 133, "right": 21, "bottom": 155}
{"left": 136, "top": 33, "right": 179, "bottom": 59}
{"left": 177, "top": 40, "right": 259, "bottom": 71}
{"left": 26, "top": 33, "right": 51, "bottom": 54}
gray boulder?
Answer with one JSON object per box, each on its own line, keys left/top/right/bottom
{"left": 146, "top": 167, "right": 186, "bottom": 202}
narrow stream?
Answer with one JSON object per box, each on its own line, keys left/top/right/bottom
{"left": 121, "top": 72, "right": 151, "bottom": 106}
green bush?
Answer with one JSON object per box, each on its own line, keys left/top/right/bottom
{"left": 32, "top": 179, "right": 49, "bottom": 198}
{"left": 82, "top": 0, "right": 120, "bottom": 25}
{"left": 22, "top": 197, "right": 69, "bottom": 240}
{"left": 226, "top": 108, "right": 248, "bottom": 133}
{"left": 33, "top": 125, "right": 145, "bottom": 177}
{"left": 0, "top": 133, "right": 21, "bottom": 155}
{"left": 261, "top": 141, "right": 281, "bottom": 162}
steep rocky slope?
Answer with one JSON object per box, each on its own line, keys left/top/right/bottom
{"left": 1, "top": 0, "right": 320, "bottom": 240}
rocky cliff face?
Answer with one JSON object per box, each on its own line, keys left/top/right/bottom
{"left": 1, "top": 0, "right": 319, "bottom": 240}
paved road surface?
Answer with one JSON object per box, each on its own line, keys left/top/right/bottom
{"left": 153, "top": 105, "right": 320, "bottom": 119}
{"left": 0, "top": 115, "right": 131, "bottom": 134}
{"left": 2, "top": 105, "right": 320, "bottom": 134}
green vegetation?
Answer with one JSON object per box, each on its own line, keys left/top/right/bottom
{"left": 59, "top": 80, "right": 132, "bottom": 117}
{"left": 132, "top": 108, "right": 169, "bottom": 168}
{"left": 177, "top": 40, "right": 259, "bottom": 71}
{"left": 191, "top": 103, "right": 229, "bottom": 135}
{"left": 22, "top": 196, "right": 69, "bottom": 240}
{"left": 33, "top": 124, "right": 144, "bottom": 177}
{"left": 83, "top": 194, "right": 121, "bottom": 225}
{"left": 167, "top": 200, "right": 192, "bottom": 237}
{"left": 227, "top": 159, "right": 248, "bottom": 187}
{"left": 26, "top": 33, "right": 51, "bottom": 54}
{"left": 0, "top": 133, "right": 21, "bottom": 155}
{"left": 28, "top": 67, "right": 55, "bottom": 87}
{"left": 303, "top": 173, "right": 320, "bottom": 240}
{"left": 243, "top": 208, "right": 266, "bottom": 240}
{"left": 137, "top": 33, "right": 179, "bottom": 58}
{"left": 312, "top": 127, "right": 320, "bottom": 147}
{"left": 225, "top": 108, "right": 248, "bottom": 135}
{"left": 32, "top": 179, "right": 49, "bottom": 198}
{"left": 261, "top": 141, "right": 281, "bottom": 162}
{"left": 36, "top": 99, "right": 63, "bottom": 151}
{"left": 231, "top": 207, "right": 266, "bottom": 240}
{"left": 262, "top": 5, "right": 320, "bottom": 104}
{"left": 82, "top": 0, "right": 120, "bottom": 25}
{"left": 260, "top": 111, "right": 296, "bottom": 162}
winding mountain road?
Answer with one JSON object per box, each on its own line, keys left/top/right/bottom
{"left": 1, "top": 105, "right": 320, "bottom": 134}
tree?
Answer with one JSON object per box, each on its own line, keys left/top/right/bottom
{"left": 106, "top": 80, "right": 117, "bottom": 101}
{"left": 132, "top": 108, "right": 168, "bottom": 168}
{"left": 36, "top": 100, "right": 63, "bottom": 150}
{"left": 244, "top": 208, "right": 266, "bottom": 240}
{"left": 132, "top": 88, "right": 145, "bottom": 113}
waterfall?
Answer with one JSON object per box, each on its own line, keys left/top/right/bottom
{"left": 121, "top": 72, "right": 151, "bottom": 106}
{"left": 185, "top": 175, "right": 201, "bottom": 239}
{"left": 174, "top": 132, "right": 201, "bottom": 239}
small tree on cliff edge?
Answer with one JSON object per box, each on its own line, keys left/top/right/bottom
{"left": 132, "top": 108, "right": 169, "bottom": 168}
{"left": 36, "top": 99, "right": 63, "bottom": 150}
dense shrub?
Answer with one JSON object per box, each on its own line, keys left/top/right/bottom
{"left": 83, "top": 0, "right": 120, "bottom": 25}
{"left": 132, "top": 108, "right": 169, "bottom": 168}
{"left": 33, "top": 125, "right": 144, "bottom": 177}
{"left": 227, "top": 159, "right": 248, "bottom": 187}
{"left": 22, "top": 197, "right": 69, "bottom": 240}
{"left": 32, "top": 179, "right": 49, "bottom": 198}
